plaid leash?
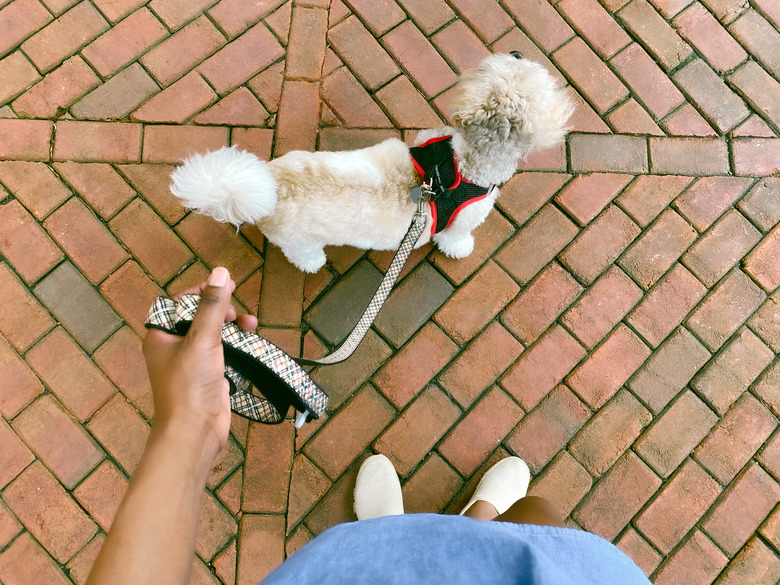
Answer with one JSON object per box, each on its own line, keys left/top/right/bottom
{"left": 296, "top": 202, "right": 429, "bottom": 365}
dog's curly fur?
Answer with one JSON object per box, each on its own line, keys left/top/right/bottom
{"left": 170, "top": 54, "right": 574, "bottom": 272}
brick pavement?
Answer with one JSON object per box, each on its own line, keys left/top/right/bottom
{"left": 0, "top": 0, "right": 779, "bottom": 582}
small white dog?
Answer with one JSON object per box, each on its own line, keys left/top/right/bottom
{"left": 170, "top": 52, "right": 573, "bottom": 273}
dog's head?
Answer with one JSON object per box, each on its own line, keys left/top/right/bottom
{"left": 450, "top": 53, "right": 574, "bottom": 158}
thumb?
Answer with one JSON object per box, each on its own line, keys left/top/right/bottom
{"left": 187, "top": 267, "right": 233, "bottom": 346}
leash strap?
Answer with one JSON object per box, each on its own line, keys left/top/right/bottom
{"left": 296, "top": 203, "right": 429, "bottom": 366}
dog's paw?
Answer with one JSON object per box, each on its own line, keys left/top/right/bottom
{"left": 436, "top": 234, "right": 474, "bottom": 259}
{"left": 283, "top": 246, "right": 327, "bottom": 273}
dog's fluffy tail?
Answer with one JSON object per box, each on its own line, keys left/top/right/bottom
{"left": 170, "top": 146, "right": 278, "bottom": 226}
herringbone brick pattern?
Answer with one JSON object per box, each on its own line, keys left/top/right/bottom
{"left": 0, "top": 0, "right": 779, "bottom": 582}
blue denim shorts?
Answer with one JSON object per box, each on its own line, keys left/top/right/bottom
{"left": 260, "top": 514, "right": 651, "bottom": 585}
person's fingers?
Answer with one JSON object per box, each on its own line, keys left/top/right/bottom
{"left": 235, "top": 313, "right": 258, "bottom": 332}
{"left": 186, "top": 267, "right": 233, "bottom": 346}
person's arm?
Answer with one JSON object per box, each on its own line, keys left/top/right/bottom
{"left": 86, "top": 267, "right": 256, "bottom": 585}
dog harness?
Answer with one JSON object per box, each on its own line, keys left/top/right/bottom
{"left": 409, "top": 136, "right": 493, "bottom": 234}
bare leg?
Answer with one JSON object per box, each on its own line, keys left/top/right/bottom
{"left": 463, "top": 497, "right": 565, "bottom": 527}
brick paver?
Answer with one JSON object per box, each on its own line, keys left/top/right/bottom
{"left": 1, "top": 0, "right": 779, "bottom": 582}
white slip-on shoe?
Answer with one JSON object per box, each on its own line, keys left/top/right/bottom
{"left": 354, "top": 454, "right": 404, "bottom": 521}
{"left": 459, "top": 456, "right": 531, "bottom": 516}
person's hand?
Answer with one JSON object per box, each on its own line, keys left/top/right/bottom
{"left": 142, "top": 267, "right": 258, "bottom": 460}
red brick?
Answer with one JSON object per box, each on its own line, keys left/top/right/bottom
{"left": 0, "top": 199, "right": 63, "bottom": 283}
{"left": 402, "top": 453, "right": 464, "bottom": 514}
{"left": 0, "top": 51, "right": 40, "bottom": 105}
{"left": 286, "top": 454, "right": 330, "bottom": 530}
{"left": 285, "top": 6, "right": 327, "bottom": 81}
{"left": 91, "top": 0, "right": 145, "bottom": 21}
{"left": 87, "top": 393, "right": 150, "bottom": 474}
{"left": 261, "top": 0, "right": 292, "bottom": 42}
{"left": 732, "top": 114, "right": 776, "bottom": 137}
{"left": 567, "top": 324, "right": 650, "bottom": 409}
{"left": 344, "top": 0, "right": 405, "bottom": 35}
{"left": 439, "top": 323, "right": 523, "bottom": 407}
{"left": 13, "top": 394, "right": 103, "bottom": 488}
{"left": 44, "top": 197, "right": 128, "bottom": 284}
{"left": 718, "top": 538, "right": 780, "bottom": 585}
{"left": 552, "top": 37, "right": 628, "bottom": 114}
{"left": 213, "top": 539, "right": 237, "bottom": 585}
{"left": 759, "top": 426, "right": 780, "bottom": 480}
{"left": 257, "top": 243, "right": 302, "bottom": 327}
{"left": 562, "top": 266, "right": 642, "bottom": 349}
{"left": 372, "top": 322, "right": 458, "bottom": 409}
{"left": 0, "top": 533, "right": 72, "bottom": 585}
{"left": 673, "top": 3, "right": 747, "bottom": 73}
{"left": 305, "top": 385, "right": 395, "bottom": 480}
{"left": 304, "top": 455, "right": 362, "bottom": 534}
{"left": 397, "top": 0, "right": 454, "bottom": 36}
{"left": 683, "top": 209, "right": 761, "bottom": 287}
{"left": 0, "top": 335, "right": 43, "bottom": 418}
{"left": 0, "top": 418, "right": 34, "bottom": 488}
{"left": 73, "top": 461, "right": 128, "bottom": 531}
{"left": 70, "top": 63, "right": 159, "bottom": 120}
{"left": 618, "top": 0, "right": 692, "bottom": 70}
{"left": 686, "top": 269, "right": 766, "bottom": 351}
{"left": 573, "top": 451, "right": 661, "bottom": 540}
{"left": 81, "top": 8, "right": 167, "bottom": 76}
{"left": 100, "top": 260, "right": 165, "bottom": 336}
{"left": 143, "top": 125, "right": 228, "bottom": 164}
{"left": 627, "top": 264, "right": 705, "bottom": 347}
{"left": 207, "top": 0, "right": 285, "bottom": 38}
{"left": 660, "top": 103, "right": 718, "bottom": 137}
{"left": 672, "top": 58, "right": 750, "bottom": 133}
{"left": 491, "top": 26, "right": 567, "bottom": 87}
{"left": 500, "top": 325, "right": 586, "bottom": 410}
{"left": 556, "top": 173, "right": 634, "bottom": 227}
{"left": 4, "top": 461, "right": 97, "bottom": 562}
{"left": 744, "top": 225, "right": 780, "bottom": 291}
{"left": 378, "top": 75, "right": 446, "bottom": 128}
{"left": 693, "top": 328, "right": 774, "bottom": 415}
{"left": 748, "top": 292, "right": 780, "bottom": 352}
{"left": 503, "top": 0, "right": 574, "bottom": 51}
{"left": 439, "top": 386, "right": 523, "bottom": 476}
{"left": 0, "top": 119, "right": 52, "bottom": 161}
{"left": 615, "top": 528, "right": 662, "bottom": 578}
{"left": 570, "top": 389, "right": 652, "bottom": 475}
{"left": 649, "top": 137, "right": 729, "bottom": 175}
{"left": 132, "top": 72, "right": 217, "bottom": 123}
{"left": 618, "top": 209, "right": 698, "bottom": 289}
{"left": 636, "top": 459, "right": 721, "bottom": 553}
{"left": 653, "top": 531, "right": 728, "bottom": 585}
{"left": 216, "top": 467, "right": 243, "bottom": 516}
{"left": 54, "top": 121, "right": 142, "bottom": 163}
{"left": 606, "top": 98, "right": 664, "bottom": 135}
{"left": 382, "top": 20, "right": 457, "bottom": 98}
{"left": 0, "top": 263, "right": 54, "bottom": 352}
{"left": 432, "top": 19, "right": 492, "bottom": 74}
{"left": 558, "top": 0, "right": 630, "bottom": 58}
{"left": 0, "top": 0, "right": 53, "bottom": 56}
{"left": 236, "top": 515, "right": 285, "bottom": 585}
{"left": 609, "top": 42, "right": 685, "bottom": 118}
{"left": 570, "top": 134, "right": 648, "bottom": 174}
{"left": 274, "top": 80, "right": 319, "bottom": 156}
{"left": 527, "top": 451, "right": 592, "bottom": 518}
{"left": 560, "top": 206, "right": 641, "bottom": 284}
{"left": 195, "top": 491, "right": 236, "bottom": 561}
{"left": 616, "top": 175, "right": 693, "bottom": 228}
{"left": 495, "top": 204, "right": 579, "bottom": 285}
{"left": 195, "top": 87, "right": 270, "bottom": 126}
{"left": 247, "top": 61, "right": 284, "bottom": 113}
{"left": 0, "top": 500, "right": 21, "bottom": 549}
{"left": 502, "top": 262, "right": 582, "bottom": 345}
{"left": 141, "top": 16, "right": 226, "bottom": 86}
{"left": 206, "top": 435, "right": 243, "bottom": 489}
{"left": 494, "top": 172, "right": 570, "bottom": 226}
{"left": 198, "top": 22, "right": 284, "bottom": 94}
{"left": 327, "top": 15, "right": 401, "bottom": 91}
{"left": 445, "top": 0, "right": 512, "bottom": 43}
{"left": 0, "top": 161, "right": 71, "bottom": 219}
{"left": 732, "top": 138, "right": 780, "bottom": 176}
{"left": 434, "top": 260, "right": 519, "bottom": 344}
{"left": 506, "top": 385, "right": 590, "bottom": 472}
{"left": 674, "top": 176, "right": 752, "bottom": 232}
{"left": 232, "top": 127, "right": 274, "bottom": 158}
{"left": 729, "top": 9, "right": 780, "bottom": 77}
{"left": 21, "top": 1, "right": 109, "bottom": 72}
{"left": 565, "top": 92, "right": 613, "bottom": 134}
{"left": 54, "top": 162, "right": 135, "bottom": 220}
{"left": 117, "top": 163, "right": 185, "bottom": 224}
{"left": 704, "top": 462, "right": 780, "bottom": 555}
{"left": 729, "top": 62, "right": 780, "bottom": 145}
{"left": 635, "top": 390, "right": 718, "bottom": 477}
{"left": 321, "top": 67, "right": 393, "bottom": 127}
{"left": 375, "top": 385, "right": 461, "bottom": 477}
{"left": 628, "top": 327, "right": 710, "bottom": 413}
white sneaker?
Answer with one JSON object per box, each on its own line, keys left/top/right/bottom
{"left": 354, "top": 454, "right": 404, "bottom": 521}
{"left": 459, "top": 456, "right": 530, "bottom": 516}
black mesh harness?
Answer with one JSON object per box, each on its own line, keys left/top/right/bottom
{"left": 409, "top": 136, "right": 493, "bottom": 234}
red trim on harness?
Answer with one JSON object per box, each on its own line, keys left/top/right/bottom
{"left": 411, "top": 156, "right": 425, "bottom": 179}
{"left": 417, "top": 135, "right": 451, "bottom": 148}
{"left": 446, "top": 192, "right": 489, "bottom": 229}
{"left": 429, "top": 200, "right": 438, "bottom": 235}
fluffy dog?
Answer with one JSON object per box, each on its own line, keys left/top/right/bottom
{"left": 170, "top": 52, "right": 574, "bottom": 273}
